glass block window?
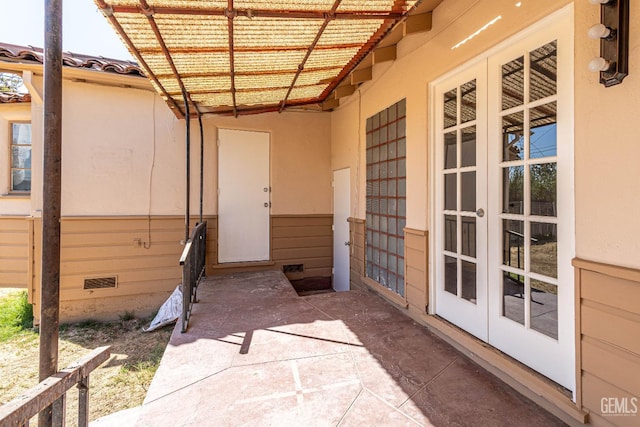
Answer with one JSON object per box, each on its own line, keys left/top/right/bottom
{"left": 365, "top": 99, "right": 406, "bottom": 296}
{"left": 10, "top": 123, "right": 32, "bottom": 193}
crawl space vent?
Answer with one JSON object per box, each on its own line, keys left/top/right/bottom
{"left": 283, "top": 264, "right": 304, "bottom": 273}
{"left": 83, "top": 276, "right": 117, "bottom": 290}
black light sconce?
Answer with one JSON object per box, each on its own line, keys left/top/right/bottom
{"left": 587, "top": 0, "right": 629, "bottom": 87}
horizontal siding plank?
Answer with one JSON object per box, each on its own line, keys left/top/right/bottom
{"left": 582, "top": 372, "right": 639, "bottom": 427}
{"left": 0, "top": 258, "right": 29, "bottom": 271}
{"left": 61, "top": 230, "right": 183, "bottom": 247}
{"left": 61, "top": 254, "right": 180, "bottom": 275}
{"left": 0, "top": 272, "right": 29, "bottom": 286}
{"left": 582, "top": 270, "right": 640, "bottom": 315}
{"left": 272, "top": 236, "right": 332, "bottom": 250}
{"left": 582, "top": 302, "right": 640, "bottom": 356}
{"left": 406, "top": 265, "right": 425, "bottom": 288}
{"left": 0, "top": 221, "right": 29, "bottom": 232}
{"left": 0, "top": 232, "right": 29, "bottom": 245}
{"left": 271, "top": 216, "right": 332, "bottom": 227}
{"left": 0, "top": 245, "right": 28, "bottom": 258}
{"left": 275, "top": 257, "right": 332, "bottom": 270}
{"left": 406, "top": 247, "right": 426, "bottom": 272}
{"left": 272, "top": 247, "right": 332, "bottom": 260}
{"left": 406, "top": 286, "right": 426, "bottom": 312}
{"left": 271, "top": 226, "right": 332, "bottom": 238}
{"left": 582, "top": 337, "right": 640, "bottom": 397}
{"left": 61, "top": 243, "right": 183, "bottom": 261}
{"left": 61, "top": 280, "right": 178, "bottom": 302}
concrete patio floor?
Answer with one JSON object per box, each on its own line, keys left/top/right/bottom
{"left": 133, "top": 271, "right": 565, "bottom": 426}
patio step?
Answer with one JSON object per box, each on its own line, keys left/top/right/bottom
{"left": 89, "top": 406, "right": 141, "bottom": 426}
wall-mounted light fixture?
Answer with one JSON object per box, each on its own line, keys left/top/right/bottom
{"left": 587, "top": 0, "right": 629, "bottom": 87}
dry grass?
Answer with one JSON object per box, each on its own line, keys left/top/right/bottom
{"left": 0, "top": 290, "right": 173, "bottom": 426}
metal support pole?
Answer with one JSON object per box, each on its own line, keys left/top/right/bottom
{"left": 198, "top": 113, "right": 204, "bottom": 224}
{"left": 183, "top": 90, "right": 190, "bottom": 243}
{"left": 39, "top": 1, "right": 63, "bottom": 426}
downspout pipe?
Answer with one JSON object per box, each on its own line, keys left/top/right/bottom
{"left": 183, "top": 90, "right": 190, "bottom": 243}
{"left": 198, "top": 113, "right": 204, "bottom": 224}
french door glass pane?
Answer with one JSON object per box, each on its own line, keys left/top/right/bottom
{"left": 444, "top": 89, "right": 457, "bottom": 128}
{"left": 503, "top": 272, "right": 525, "bottom": 325}
{"left": 444, "top": 174, "right": 457, "bottom": 211}
{"left": 503, "top": 220, "right": 524, "bottom": 270}
{"left": 502, "top": 166, "right": 524, "bottom": 214}
{"left": 502, "top": 56, "right": 524, "bottom": 110}
{"left": 461, "top": 261, "right": 477, "bottom": 303}
{"left": 502, "top": 111, "right": 525, "bottom": 161}
{"left": 461, "top": 172, "right": 476, "bottom": 212}
{"left": 529, "top": 102, "right": 557, "bottom": 159}
{"left": 461, "top": 79, "right": 477, "bottom": 123}
{"left": 530, "top": 163, "right": 557, "bottom": 217}
{"left": 461, "top": 126, "right": 476, "bottom": 167}
{"left": 530, "top": 279, "right": 558, "bottom": 339}
{"left": 530, "top": 223, "right": 558, "bottom": 278}
{"left": 445, "top": 215, "right": 457, "bottom": 253}
{"left": 444, "top": 132, "right": 457, "bottom": 169}
{"left": 529, "top": 40, "right": 557, "bottom": 102}
{"left": 445, "top": 256, "right": 457, "bottom": 295}
{"left": 461, "top": 217, "right": 476, "bottom": 257}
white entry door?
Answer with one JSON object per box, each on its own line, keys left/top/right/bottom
{"left": 433, "top": 6, "right": 574, "bottom": 391}
{"left": 218, "top": 129, "right": 270, "bottom": 263}
{"left": 333, "top": 168, "right": 350, "bottom": 292}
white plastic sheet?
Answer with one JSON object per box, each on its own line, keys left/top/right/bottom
{"left": 144, "top": 285, "right": 182, "bottom": 332}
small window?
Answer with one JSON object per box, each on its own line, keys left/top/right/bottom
{"left": 10, "top": 122, "right": 32, "bottom": 193}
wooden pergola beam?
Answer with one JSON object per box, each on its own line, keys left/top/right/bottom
{"left": 137, "top": 43, "right": 363, "bottom": 55}
{"left": 404, "top": 12, "right": 432, "bottom": 35}
{"left": 334, "top": 84, "right": 356, "bottom": 98}
{"left": 373, "top": 45, "right": 397, "bottom": 64}
{"left": 109, "top": 5, "right": 403, "bottom": 20}
{"left": 350, "top": 66, "right": 372, "bottom": 84}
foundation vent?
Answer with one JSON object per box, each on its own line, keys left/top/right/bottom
{"left": 283, "top": 264, "right": 304, "bottom": 273}
{"left": 83, "top": 276, "right": 117, "bottom": 290}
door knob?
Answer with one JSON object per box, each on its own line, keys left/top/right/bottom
{"left": 264, "top": 202, "right": 269, "bottom": 207}
{"left": 476, "top": 208, "right": 485, "bottom": 218}
{"left": 344, "top": 241, "right": 351, "bottom": 246}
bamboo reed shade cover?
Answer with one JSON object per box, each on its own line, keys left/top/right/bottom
{"left": 95, "top": 0, "right": 418, "bottom": 116}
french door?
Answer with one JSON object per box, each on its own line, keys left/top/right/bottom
{"left": 433, "top": 6, "right": 574, "bottom": 391}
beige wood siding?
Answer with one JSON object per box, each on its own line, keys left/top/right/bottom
{"left": 574, "top": 258, "right": 640, "bottom": 426}
{"left": 0, "top": 217, "right": 30, "bottom": 288}
{"left": 348, "top": 218, "right": 365, "bottom": 288}
{"left": 405, "top": 228, "right": 428, "bottom": 314}
{"left": 271, "top": 215, "right": 332, "bottom": 280}
{"left": 29, "top": 216, "right": 216, "bottom": 322}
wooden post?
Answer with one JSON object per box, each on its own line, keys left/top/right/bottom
{"left": 39, "top": 0, "right": 63, "bottom": 426}
{"left": 77, "top": 376, "right": 89, "bottom": 427}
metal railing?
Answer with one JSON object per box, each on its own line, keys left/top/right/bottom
{"left": 179, "top": 221, "right": 207, "bottom": 333}
{"left": 0, "top": 346, "right": 110, "bottom": 427}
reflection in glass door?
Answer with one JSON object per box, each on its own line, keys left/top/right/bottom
{"left": 498, "top": 41, "right": 560, "bottom": 339}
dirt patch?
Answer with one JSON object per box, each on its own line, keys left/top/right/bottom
{"left": 0, "top": 297, "right": 173, "bottom": 426}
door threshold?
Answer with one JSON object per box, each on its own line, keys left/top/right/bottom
{"left": 416, "top": 313, "right": 588, "bottom": 426}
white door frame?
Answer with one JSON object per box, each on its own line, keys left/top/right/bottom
{"left": 429, "top": 4, "right": 575, "bottom": 392}
{"left": 333, "top": 168, "right": 351, "bottom": 292}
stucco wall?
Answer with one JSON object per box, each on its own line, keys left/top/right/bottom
{"left": 331, "top": 0, "right": 571, "bottom": 231}
{"left": 574, "top": 1, "right": 640, "bottom": 270}
{"left": 17, "top": 77, "right": 331, "bottom": 218}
